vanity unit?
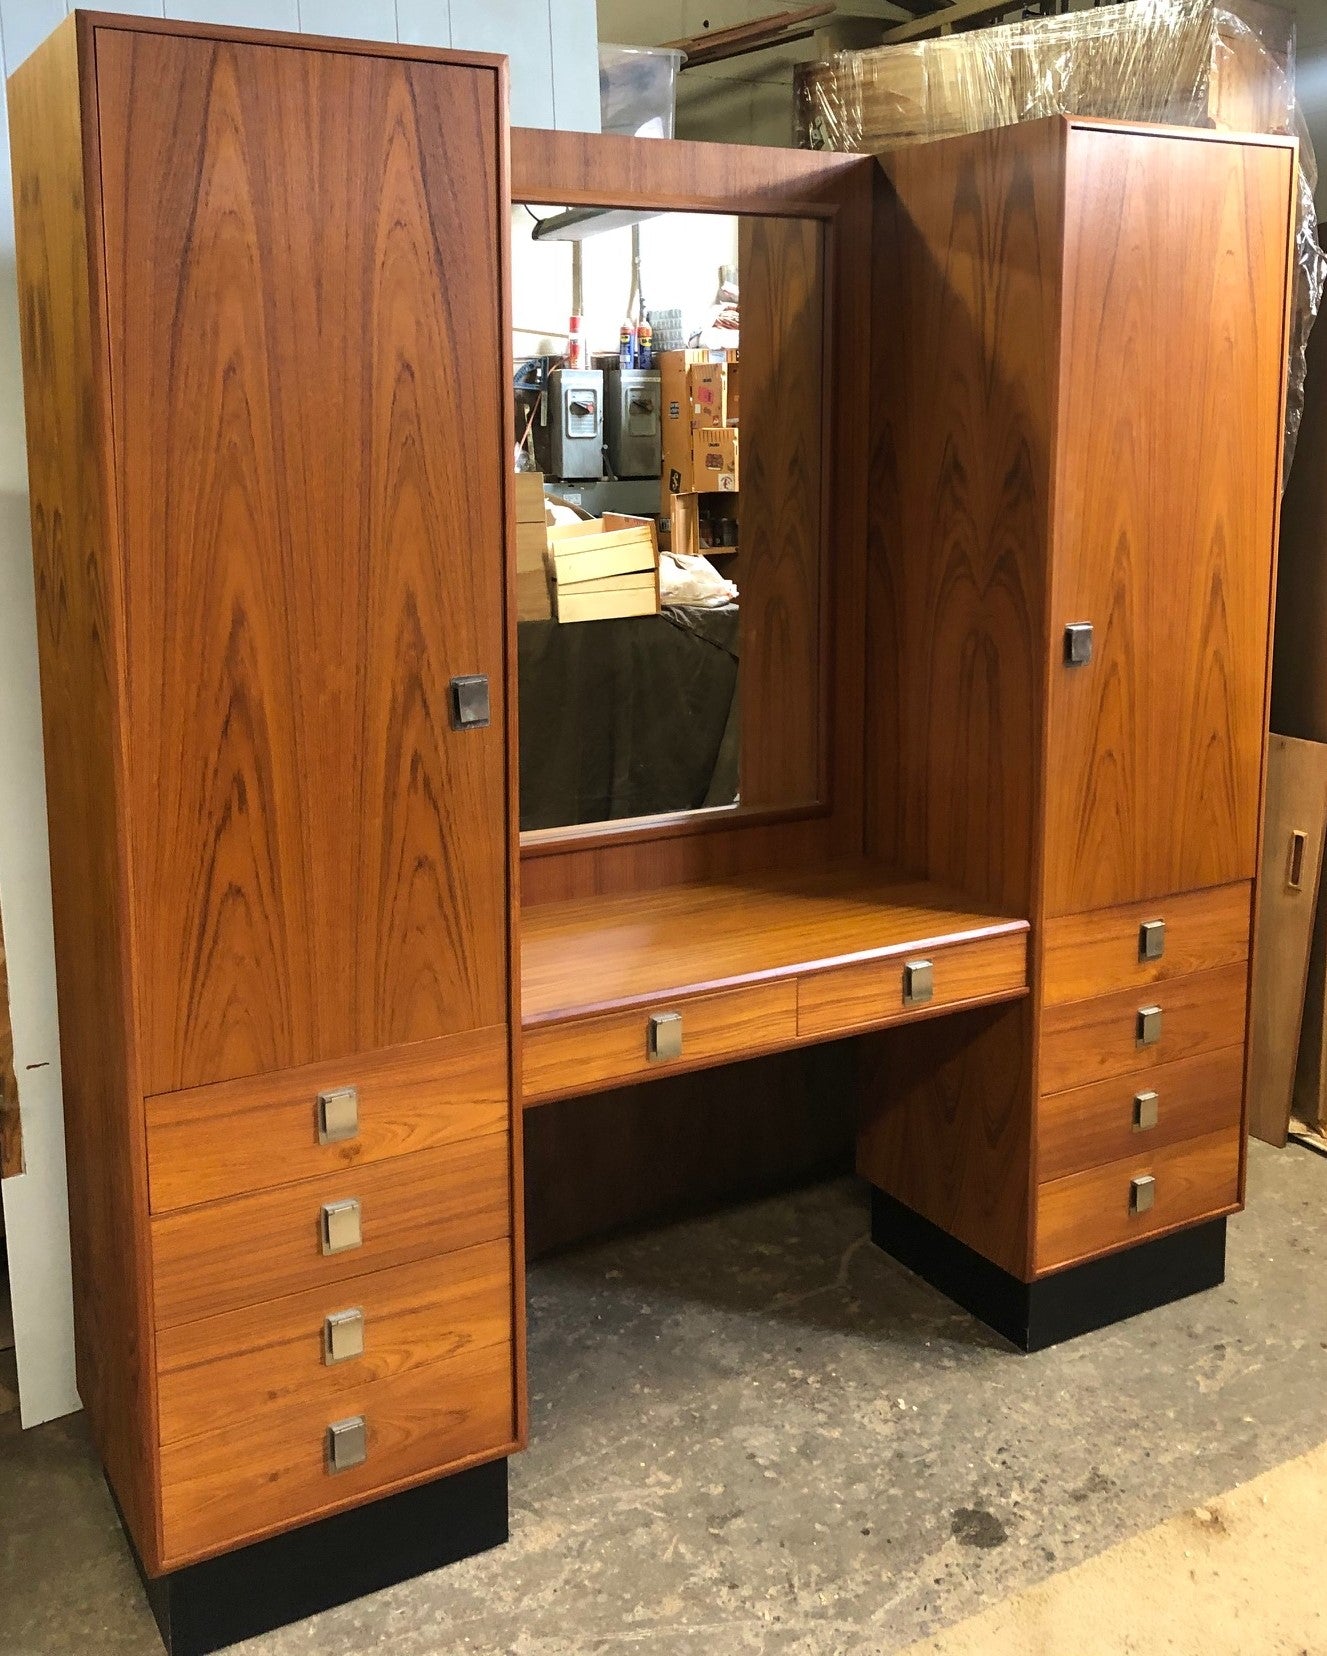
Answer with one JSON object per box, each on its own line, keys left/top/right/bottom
{"left": 9, "top": 13, "right": 1295, "bottom": 1654}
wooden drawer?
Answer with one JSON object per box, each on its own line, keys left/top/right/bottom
{"left": 156, "top": 1238, "right": 512, "bottom": 1448}
{"left": 521, "top": 979, "right": 797, "bottom": 1105}
{"left": 145, "top": 1027, "right": 510, "bottom": 1212}
{"left": 160, "top": 1327, "right": 514, "bottom": 1565}
{"left": 1042, "top": 883, "right": 1251, "bottom": 1007}
{"left": 151, "top": 1134, "right": 510, "bottom": 1328}
{"left": 1035, "top": 1124, "right": 1241, "bottom": 1273}
{"left": 1038, "top": 1045, "right": 1244, "bottom": 1183}
{"left": 1038, "top": 961, "right": 1248, "bottom": 1096}
{"left": 797, "top": 932, "right": 1028, "bottom": 1042}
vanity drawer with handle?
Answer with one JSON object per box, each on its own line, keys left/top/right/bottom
{"left": 1037, "top": 961, "right": 1248, "bottom": 1096}
{"left": 1035, "top": 1124, "right": 1241, "bottom": 1273}
{"left": 796, "top": 930, "right": 1028, "bottom": 1042}
{"left": 151, "top": 1132, "right": 510, "bottom": 1328}
{"left": 1041, "top": 883, "right": 1251, "bottom": 1007}
{"left": 145, "top": 1026, "right": 509, "bottom": 1212}
{"left": 521, "top": 979, "right": 797, "bottom": 1105}
{"left": 1037, "top": 1044, "right": 1244, "bottom": 1182}
{"left": 158, "top": 1320, "right": 514, "bottom": 1565}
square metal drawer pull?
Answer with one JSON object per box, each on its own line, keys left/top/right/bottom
{"left": 326, "top": 1415, "right": 367, "bottom": 1474}
{"left": 1132, "top": 1090, "right": 1159, "bottom": 1132}
{"left": 320, "top": 1198, "right": 362, "bottom": 1256}
{"left": 1064, "top": 622, "right": 1094, "bottom": 665}
{"left": 1136, "top": 1005, "right": 1162, "bottom": 1046}
{"left": 316, "top": 1086, "right": 359, "bottom": 1145}
{"left": 449, "top": 674, "right": 491, "bottom": 730}
{"left": 1138, "top": 920, "right": 1165, "bottom": 962}
{"left": 648, "top": 1011, "right": 683, "bottom": 1063}
{"left": 1130, "top": 1174, "right": 1156, "bottom": 1215}
{"left": 903, "top": 959, "right": 934, "bottom": 1006}
{"left": 323, "top": 1308, "right": 365, "bottom": 1366}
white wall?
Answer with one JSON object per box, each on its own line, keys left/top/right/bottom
{"left": 0, "top": 0, "right": 598, "bottom": 1429}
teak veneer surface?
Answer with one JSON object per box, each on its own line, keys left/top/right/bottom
{"left": 520, "top": 862, "right": 1028, "bottom": 1025}
{"left": 97, "top": 27, "right": 511, "bottom": 1094}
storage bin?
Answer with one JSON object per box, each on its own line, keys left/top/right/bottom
{"left": 599, "top": 43, "right": 684, "bottom": 139}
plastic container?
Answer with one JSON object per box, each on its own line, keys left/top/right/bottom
{"left": 599, "top": 43, "right": 684, "bottom": 139}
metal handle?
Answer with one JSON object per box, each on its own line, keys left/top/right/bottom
{"left": 1288, "top": 829, "right": 1308, "bottom": 892}
{"left": 1130, "top": 1174, "right": 1156, "bottom": 1215}
{"left": 1136, "top": 1005, "right": 1162, "bottom": 1046}
{"left": 316, "top": 1086, "right": 359, "bottom": 1146}
{"left": 326, "top": 1415, "right": 367, "bottom": 1474}
{"left": 1063, "top": 622, "right": 1094, "bottom": 666}
{"left": 1138, "top": 920, "right": 1165, "bottom": 963}
{"left": 648, "top": 1011, "right": 683, "bottom": 1062}
{"left": 323, "top": 1308, "right": 365, "bottom": 1366}
{"left": 903, "top": 959, "right": 934, "bottom": 1006}
{"left": 1132, "top": 1090, "right": 1159, "bottom": 1132}
{"left": 320, "top": 1198, "right": 362, "bottom": 1256}
{"left": 450, "top": 675, "right": 491, "bottom": 730}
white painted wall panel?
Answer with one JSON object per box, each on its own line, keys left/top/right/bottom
{"left": 0, "top": 0, "right": 597, "bottom": 1428}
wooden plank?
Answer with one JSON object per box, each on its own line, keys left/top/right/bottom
{"left": 1251, "top": 737, "right": 1327, "bottom": 1142}
{"left": 8, "top": 14, "right": 162, "bottom": 1569}
{"left": 521, "top": 861, "right": 1027, "bottom": 1024}
{"left": 145, "top": 1026, "right": 509, "bottom": 1212}
{"left": 151, "top": 1134, "right": 511, "bottom": 1328}
{"left": 1039, "top": 963, "right": 1250, "bottom": 1098}
{"left": 97, "top": 28, "right": 511, "bottom": 1092}
{"left": 1044, "top": 128, "right": 1293, "bottom": 915}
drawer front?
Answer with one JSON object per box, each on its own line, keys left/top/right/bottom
{"left": 522, "top": 980, "right": 797, "bottom": 1105}
{"left": 1042, "top": 883, "right": 1251, "bottom": 1007}
{"left": 156, "top": 1238, "right": 512, "bottom": 1448}
{"left": 797, "top": 932, "right": 1028, "bottom": 1042}
{"left": 160, "top": 1331, "right": 514, "bottom": 1565}
{"left": 146, "top": 1027, "right": 510, "bottom": 1212}
{"left": 1036, "top": 1125, "right": 1240, "bottom": 1273}
{"left": 1038, "top": 1045, "right": 1244, "bottom": 1183}
{"left": 152, "top": 1135, "right": 510, "bottom": 1328}
{"left": 1037, "top": 961, "right": 1248, "bottom": 1096}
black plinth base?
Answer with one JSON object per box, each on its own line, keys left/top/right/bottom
{"left": 121, "top": 1458, "right": 508, "bottom": 1656}
{"left": 869, "top": 1189, "right": 1227, "bottom": 1352}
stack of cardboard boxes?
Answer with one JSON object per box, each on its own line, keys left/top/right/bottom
{"left": 515, "top": 470, "right": 552, "bottom": 621}
{"left": 659, "top": 348, "right": 739, "bottom": 559}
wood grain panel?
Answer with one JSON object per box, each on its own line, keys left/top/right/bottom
{"left": 156, "top": 1238, "right": 510, "bottom": 1448}
{"left": 523, "top": 981, "right": 797, "bottom": 1106}
{"left": 1045, "top": 126, "right": 1294, "bottom": 914}
{"left": 151, "top": 1135, "right": 510, "bottom": 1327}
{"left": 1035, "top": 1125, "right": 1241, "bottom": 1274}
{"left": 522, "top": 862, "right": 1026, "bottom": 1023}
{"left": 9, "top": 15, "right": 161, "bottom": 1567}
{"left": 797, "top": 932, "right": 1027, "bottom": 1042}
{"left": 513, "top": 131, "right": 872, "bottom": 904}
{"left": 1037, "top": 1044, "right": 1244, "bottom": 1184}
{"left": 865, "top": 120, "right": 1062, "bottom": 912}
{"left": 738, "top": 213, "right": 824, "bottom": 807}
{"left": 1041, "top": 883, "right": 1252, "bottom": 1007}
{"left": 96, "top": 29, "right": 510, "bottom": 1091}
{"left": 160, "top": 1335, "right": 514, "bottom": 1567}
{"left": 146, "top": 1026, "right": 508, "bottom": 1212}
{"left": 856, "top": 999, "right": 1033, "bottom": 1280}
{"left": 1039, "top": 962, "right": 1249, "bottom": 1097}
{"left": 1248, "top": 735, "right": 1327, "bottom": 1144}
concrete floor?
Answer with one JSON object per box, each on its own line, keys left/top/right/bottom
{"left": 1, "top": 1140, "right": 1324, "bottom": 1656}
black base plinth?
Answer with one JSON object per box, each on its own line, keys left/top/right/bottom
{"left": 120, "top": 1458, "right": 508, "bottom": 1656}
{"left": 869, "top": 1189, "right": 1227, "bottom": 1352}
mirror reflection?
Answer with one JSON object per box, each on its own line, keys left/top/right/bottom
{"left": 513, "top": 205, "right": 825, "bottom": 835}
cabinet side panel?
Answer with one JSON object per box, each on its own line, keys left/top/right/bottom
{"left": 1045, "top": 129, "right": 1293, "bottom": 914}
{"left": 8, "top": 16, "right": 159, "bottom": 1564}
{"left": 865, "top": 123, "right": 1061, "bottom": 914}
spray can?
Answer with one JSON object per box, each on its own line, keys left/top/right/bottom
{"left": 619, "top": 321, "right": 635, "bottom": 370}
{"left": 635, "top": 318, "right": 654, "bottom": 370}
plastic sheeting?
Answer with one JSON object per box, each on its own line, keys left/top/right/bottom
{"left": 797, "top": 0, "right": 1324, "bottom": 470}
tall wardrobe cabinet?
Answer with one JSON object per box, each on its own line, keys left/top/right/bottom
{"left": 9, "top": 8, "right": 522, "bottom": 1624}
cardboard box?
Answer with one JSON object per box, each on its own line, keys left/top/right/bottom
{"left": 659, "top": 349, "right": 740, "bottom": 496}
{"left": 693, "top": 425, "right": 739, "bottom": 493}
{"left": 513, "top": 471, "right": 552, "bottom": 620}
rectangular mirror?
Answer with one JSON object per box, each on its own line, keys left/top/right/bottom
{"left": 512, "top": 203, "right": 828, "bottom": 838}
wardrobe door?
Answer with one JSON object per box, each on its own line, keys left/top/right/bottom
{"left": 97, "top": 31, "right": 511, "bottom": 1093}
{"left": 1044, "top": 126, "right": 1293, "bottom": 917}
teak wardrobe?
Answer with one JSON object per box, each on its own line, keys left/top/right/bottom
{"left": 8, "top": 12, "right": 1297, "bottom": 1654}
